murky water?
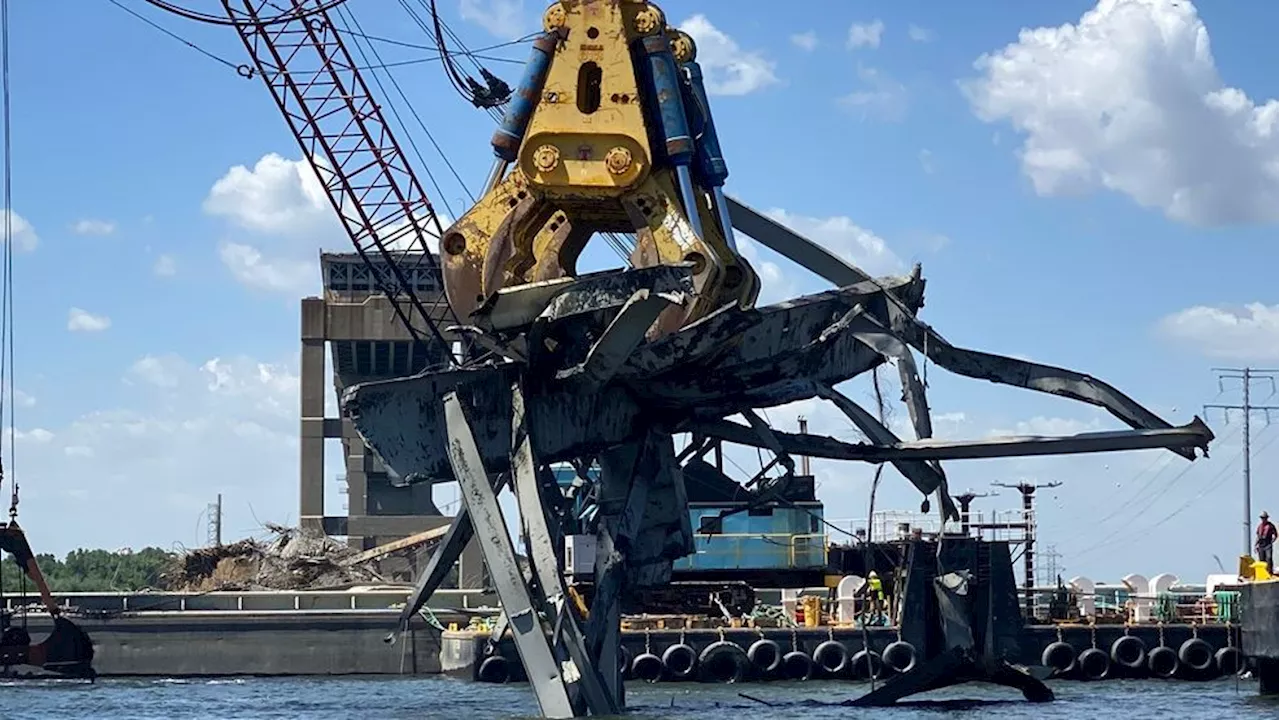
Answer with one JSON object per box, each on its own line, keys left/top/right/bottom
{"left": 0, "top": 675, "right": 1273, "bottom": 719}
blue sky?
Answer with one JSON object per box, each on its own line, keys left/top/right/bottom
{"left": 0, "top": 0, "right": 1276, "bottom": 584}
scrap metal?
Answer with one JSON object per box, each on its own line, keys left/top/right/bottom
{"left": 218, "top": 1, "right": 1215, "bottom": 715}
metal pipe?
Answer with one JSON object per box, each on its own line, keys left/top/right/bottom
{"left": 675, "top": 165, "right": 704, "bottom": 238}
{"left": 482, "top": 158, "right": 509, "bottom": 194}
{"left": 641, "top": 35, "right": 702, "bottom": 237}
{"left": 711, "top": 186, "right": 737, "bottom": 251}
{"left": 490, "top": 32, "right": 558, "bottom": 163}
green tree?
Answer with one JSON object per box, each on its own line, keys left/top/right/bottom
{"left": 0, "top": 547, "right": 175, "bottom": 594}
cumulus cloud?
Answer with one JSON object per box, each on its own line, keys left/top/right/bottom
{"left": 847, "top": 20, "right": 885, "bottom": 49}
{"left": 907, "top": 24, "right": 935, "bottom": 43}
{"left": 204, "top": 153, "right": 330, "bottom": 236}
{"left": 218, "top": 242, "right": 316, "bottom": 295}
{"left": 838, "top": 64, "right": 908, "bottom": 121}
{"left": 204, "top": 154, "right": 340, "bottom": 295}
{"left": 1157, "top": 302, "right": 1279, "bottom": 361}
{"left": 790, "top": 31, "right": 818, "bottom": 52}
{"left": 0, "top": 209, "right": 38, "bottom": 251}
{"left": 16, "top": 353, "right": 308, "bottom": 552}
{"left": 153, "top": 254, "right": 177, "bottom": 277}
{"left": 989, "top": 415, "right": 1103, "bottom": 438}
{"left": 678, "top": 15, "right": 778, "bottom": 96}
{"left": 72, "top": 219, "right": 115, "bottom": 236}
{"left": 67, "top": 307, "right": 111, "bottom": 333}
{"left": 763, "top": 208, "right": 904, "bottom": 278}
{"left": 459, "top": 0, "right": 526, "bottom": 40}
{"left": 962, "top": 0, "right": 1278, "bottom": 226}
{"left": 204, "top": 153, "right": 445, "bottom": 294}
{"left": 733, "top": 207, "right": 905, "bottom": 304}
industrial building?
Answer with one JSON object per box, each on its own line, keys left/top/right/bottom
{"left": 298, "top": 251, "right": 482, "bottom": 585}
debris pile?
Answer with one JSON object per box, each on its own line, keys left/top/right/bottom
{"left": 165, "top": 524, "right": 386, "bottom": 592}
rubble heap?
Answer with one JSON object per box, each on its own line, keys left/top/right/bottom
{"left": 166, "top": 524, "right": 386, "bottom": 591}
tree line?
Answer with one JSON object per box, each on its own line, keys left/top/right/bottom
{"left": 0, "top": 547, "right": 176, "bottom": 594}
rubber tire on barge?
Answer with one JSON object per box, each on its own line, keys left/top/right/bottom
{"left": 697, "top": 641, "right": 748, "bottom": 684}
{"left": 1148, "top": 645, "right": 1179, "bottom": 678}
{"left": 1077, "top": 647, "right": 1111, "bottom": 681}
{"left": 812, "top": 640, "right": 849, "bottom": 676}
{"left": 746, "top": 638, "right": 781, "bottom": 675}
{"left": 1110, "top": 635, "right": 1147, "bottom": 671}
{"left": 882, "top": 640, "right": 917, "bottom": 674}
{"left": 1041, "top": 640, "right": 1076, "bottom": 675}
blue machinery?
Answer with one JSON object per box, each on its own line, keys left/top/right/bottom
{"left": 552, "top": 463, "right": 828, "bottom": 588}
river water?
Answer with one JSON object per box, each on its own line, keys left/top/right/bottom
{"left": 0, "top": 675, "right": 1273, "bottom": 719}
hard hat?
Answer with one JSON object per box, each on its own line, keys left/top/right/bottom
{"left": 868, "top": 570, "right": 878, "bottom": 578}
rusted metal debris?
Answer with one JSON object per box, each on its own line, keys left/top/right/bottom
{"left": 343, "top": 221, "right": 1212, "bottom": 716}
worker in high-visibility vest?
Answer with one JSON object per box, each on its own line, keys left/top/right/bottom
{"left": 866, "top": 570, "right": 886, "bottom": 616}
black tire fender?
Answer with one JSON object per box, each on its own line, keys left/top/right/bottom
{"left": 1178, "top": 637, "right": 1213, "bottom": 673}
{"left": 882, "top": 640, "right": 917, "bottom": 674}
{"left": 631, "top": 651, "right": 664, "bottom": 683}
{"left": 661, "top": 642, "right": 698, "bottom": 680}
{"left": 746, "top": 638, "right": 782, "bottom": 674}
{"left": 1041, "top": 640, "right": 1076, "bottom": 674}
{"left": 812, "top": 639, "right": 849, "bottom": 675}
{"left": 1078, "top": 647, "right": 1111, "bottom": 681}
{"left": 780, "top": 650, "right": 813, "bottom": 681}
{"left": 1110, "top": 635, "right": 1147, "bottom": 670}
{"left": 477, "top": 655, "right": 510, "bottom": 684}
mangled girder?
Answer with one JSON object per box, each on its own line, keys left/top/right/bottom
{"left": 341, "top": 266, "right": 1212, "bottom": 504}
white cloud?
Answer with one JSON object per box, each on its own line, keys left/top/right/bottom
{"left": 838, "top": 64, "right": 908, "bottom": 121}
{"left": 1157, "top": 302, "right": 1279, "bottom": 361}
{"left": 218, "top": 242, "right": 315, "bottom": 295}
{"left": 204, "top": 153, "right": 330, "bottom": 236}
{"left": 15, "top": 353, "right": 307, "bottom": 552}
{"left": 204, "top": 153, "right": 444, "bottom": 295}
{"left": 989, "top": 415, "right": 1103, "bottom": 438}
{"left": 918, "top": 149, "right": 935, "bottom": 175}
{"left": 790, "top": 31, "right": 819, "bottom": 52}
{"left": 962, "top": 0, "right": 1278, "bottom": 226}
{"left": 153, "top": 254, "right": 177, "bottom": 277}
{"left": 67, "top": 307, "right": 111, "bottom": 333}
{"left": 459, "top": 0, "right": 525, "bottom": 40}
{"left": 71, "top": 219, "right": 115, "bottom": 236}
{"left": 13, "top": 389, "right": 34, "bottom": 408}
{"left": 907, "top": 24, "right": 935, "bottom": 43}
{"left": 679, "top": 15, "right": 778, "bottom": 96}
{"left": 847, "top": 20, "right": 885, "bottom": 49}
{"left": 763, "top": 208, "right": 904, "bottom": 278}
{"left": 204, "top": 154, "right": 337, "bottom": 295}
{"left": 16, "top": 428, "right": 53, "bottom": 444}
{"left": 0, "top": 209, "right": 38, "bottom": 251}
{"left": 129, "top": 354, "right": 185, "bottom": 389}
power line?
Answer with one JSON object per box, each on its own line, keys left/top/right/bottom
{"left": 1205, "top": 367, "right": 1278, "bottom": 555}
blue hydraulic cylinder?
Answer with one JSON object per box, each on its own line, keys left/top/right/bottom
{"left": 491, "top": 32, "right": 559, "bottom": 162}
{"left": 682, "top": 61, "right": 737, "bottom": 250}
{"left": 682, "top": 61, "right": 728, "bottom": 187}
{"left": 640, "top": 35, "right": 704, "bottom": 239}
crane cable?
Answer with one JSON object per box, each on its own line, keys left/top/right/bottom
{"left": 140, "top": 0, "right": 352, "bottom": 27}
{"left": 1, "top": 0, "right": 16, "bottom": 521}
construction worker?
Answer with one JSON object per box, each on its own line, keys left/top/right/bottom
{"left": 865, "top": 570, "right": 886, "bottom": 618}
{"left": 1257, "top": 511, "right": 1277, "bottom": 574}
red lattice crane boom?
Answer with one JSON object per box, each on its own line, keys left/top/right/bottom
{"left": 222, "top": 0, "right": 457, "bottom": 364}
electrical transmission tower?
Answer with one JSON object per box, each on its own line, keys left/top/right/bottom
{"left": 1205, "top": 368, "right": 1277, "bottom": 555}
{"left": 994, "top": 480, "right": 1062, "bottom": 618}
{"left": 206, "top": 493, "right": 223, "bottom": 547}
